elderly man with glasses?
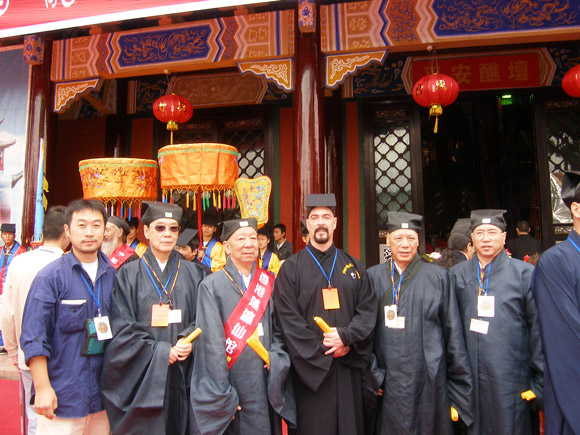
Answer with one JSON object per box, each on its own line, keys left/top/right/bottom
{"left": 101, "top": 201, "right": 208, "bottom": 435}
{"left": 448, "top": 209, "right": 543, "bottom": 435}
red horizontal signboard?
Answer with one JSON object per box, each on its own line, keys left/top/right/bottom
{"left": 412, "top": 53, "right": 541, "bottom": 91}
{"left": 0, "top": 0, "right": 280, "bottom": 38}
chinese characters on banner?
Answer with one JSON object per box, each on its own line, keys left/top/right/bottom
{"left": 412, "top": 53, "right": 541, "bottom": 91}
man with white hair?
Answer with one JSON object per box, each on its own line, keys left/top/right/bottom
{"left": 101, "top": 216, "right": 138, "bottom": 270}
{"left": 366, "top": 211, "right": 473, "bottom": 434}
{"left": 191, "top": 218, "right": 295, "bottom": 434}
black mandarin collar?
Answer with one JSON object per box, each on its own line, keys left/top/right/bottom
{"left": 307, "top": 242, "right": 336, "bottom": 261}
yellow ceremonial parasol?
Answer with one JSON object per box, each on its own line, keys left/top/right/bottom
{"left": 78, "top": 158, "right": 158, "bottom": 218}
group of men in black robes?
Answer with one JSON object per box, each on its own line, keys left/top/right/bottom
{"left": 102, "top": 203, "right": 298, "bottom": 435}
{"left": 363, "top": 207, "right": 544, "bottom": 435}
{"left": 27, "top": 183, "right": 580, "bottom": 435}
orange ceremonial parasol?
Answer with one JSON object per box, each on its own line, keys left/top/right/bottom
{"left": 79, "top": 158, "right": 158, "bottom": 218}
{"left": 157, "top": 143, "right": 240, "bottom": 232}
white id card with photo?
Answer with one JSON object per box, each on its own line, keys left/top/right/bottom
{"left": 469, "top": 318, "right": 489, "bottom": 335}
{"left": 478, "top": 295, "right": 495, "bottom": 317}
{"left": 94, "top": 316, "right": 113, "bottom": 340}
{"left": 384, "top": 305, "right": 398, "bottom": 328}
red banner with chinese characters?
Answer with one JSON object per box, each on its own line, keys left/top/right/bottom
{"left": 223, "top": 268, "right": 273, "bottom": 369}
{"left": 412, "top": 52, "right": 541, "bottom": 91}
{"left": 0, "top": 0, "right": 278, "bottom": 38}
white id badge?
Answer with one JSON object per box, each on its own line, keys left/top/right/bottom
{"left": 470, "top": 318, "right": 489, "bottom": 335}
{"left": 257, "top": 322, "right": 264, "bottom": 337}
{"left": 384, "top": 305, "right": 398, "bottom": 328}
{"left": 168, "top": 309, "right": 182, "bottom": 324}
{"left": 395, "top": 316, "right": 405, "bottom": 329}
{"left": 94, "top": 316, "right": 113, "bottom": 340}
{"left": 478, "top": 295, "right": 495, "bottom": 317}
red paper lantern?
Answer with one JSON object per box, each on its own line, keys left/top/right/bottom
{"left": 562, "top": 65, "right": 580, "bottom": 98}
{"left": 412, "top": 73, "right": 459, "bottom": 133}
{"left": 153, "top": 94, "right": 193, "bottom": 143}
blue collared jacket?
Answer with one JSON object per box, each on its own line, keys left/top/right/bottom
{"left": 20, "top": 249, "right": 115, "bottom": 418}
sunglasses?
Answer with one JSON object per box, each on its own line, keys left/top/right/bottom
{"left": 153, "top": 225, "right": 180, "bottom": 233}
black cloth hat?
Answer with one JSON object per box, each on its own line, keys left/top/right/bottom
{"left": 108, "top": 216, "right": 130, "bottom": 235}
{"left": 221, "top": 218, "right": 258, "bottom": 241}
{"left": 141, "top": 201, "right": 182, "bottom": 226}
{"left": 387, "top": 211, "right": 422, "bottom": 233}
{"left": 306, "top": 194, "right": 336, "bottom": 217}
{"left": 126, "top": 217, "right": 139, "bottom": 229}
{"left": 202, "top": 213, "right": 218, "bottom": 227}
{"left": 177, "top": 228, "right": 199, "bottom": 247}
{"left": 0, "top": 223, "right": 15, "bottom": 233}
{"left": 470, "top": 209, "right": 507, "bottom": 231}
{"left": 561, "top": 171, "right": 580, "bottom": 208}
{"left": 447, "top": 218, "right": 472, "bottom": 250}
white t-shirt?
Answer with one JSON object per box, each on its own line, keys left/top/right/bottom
{"left": 81, "top": 259, "right": 99, "bottom": 283}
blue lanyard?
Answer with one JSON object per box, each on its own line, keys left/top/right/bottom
{"left": 568, "top": 236, "right": 580, "bottom": 255}
{"left": 477, "top": 261, "right": 491, "bottom": 296}
{"left": 79, "top": 272, "right": 102, "bottom": 317}
{"left": 391, "top": 261, "right": 404, "bottom": 306}
{"left": 240, "top": 273, "right": 249, "bottom": 293}
{"left": 306, "top": 246, "right": 338, "bottom": 288}
{"left": 142, "top": 256, "right": 178, "bottom": 302}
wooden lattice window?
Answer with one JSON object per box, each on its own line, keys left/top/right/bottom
{"left": 372, "top": 108, "right": 412, "bottom": 226}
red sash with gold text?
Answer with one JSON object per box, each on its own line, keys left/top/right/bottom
{"left": 109, "top": 244, "right": 135, "bottom": 270}
{"left": 223, "top": 268, "right": 273, "bottom": 369}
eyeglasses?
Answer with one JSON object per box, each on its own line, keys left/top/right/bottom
{"left": 472, "top": 230, "right": 502, "bottom": 240}
{"left": 153, "top": 225, "right": 180, "bottom": 233}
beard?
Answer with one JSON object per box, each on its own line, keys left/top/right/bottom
{"left": 101, "top": 238, "right": 117, "bottom": 257}
{"left": 313, "top": 226, "right": 330, "bottom": 244}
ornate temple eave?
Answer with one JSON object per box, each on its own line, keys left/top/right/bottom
{"left": 237, "top": 58, "right": 293, "bottom": 91}
{"left": 50, "top": 10, "right": 295, "bottom": 83}
{"left": 47, "top": 0, "right": 580, "bottom": 111}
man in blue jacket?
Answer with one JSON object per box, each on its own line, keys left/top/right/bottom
{"left": 21, "top": 199, "right": 116, "bottom": 434}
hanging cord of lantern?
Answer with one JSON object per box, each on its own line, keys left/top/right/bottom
{"left": 428, "top": 47, "right": 444, "bottom": 125}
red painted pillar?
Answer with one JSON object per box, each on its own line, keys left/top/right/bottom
{"left": 293, "top": 4, "right": 325, "bottom": 251}
{"left": 22, "top": 38, "right": 55, "bottom": 248}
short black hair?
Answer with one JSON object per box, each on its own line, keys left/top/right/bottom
{"left": 43, "top": 206, "right": 67, "bottom": 240}
{"left": 516, "top": 220, "right": 530, "bottom": 233}
{"left": 66, "top": 199, "right": 107, "bottom": 226}
{"left": 127, "top": 217, "right": 139, "bottom": 229}
{"left": 274, "top": 223, "right": 286, "bottom": 234}
{"left": 300, "top": 219, "right": 309, "bottom": 237}
{"left": 187, "top": 236, "right": 199, "bottom": 250}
